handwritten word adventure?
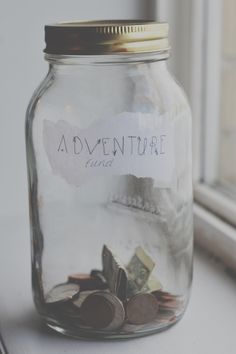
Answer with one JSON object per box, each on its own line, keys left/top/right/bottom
{"left": 57, "top": 135, "right": 167, "bottom": 157}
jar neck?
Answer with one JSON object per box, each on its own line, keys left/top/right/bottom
{"left": 45, "top": 51, "right": 169, "bottom": 67}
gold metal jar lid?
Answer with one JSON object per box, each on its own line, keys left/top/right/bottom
{"left": 44, "top": 20, "right": 169, "bottom": 55}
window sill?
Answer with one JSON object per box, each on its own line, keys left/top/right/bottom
{"left": 194, "top": 183, "right": 236, "bottom": 228}
{"left": 194, "top": 202, "right": 236, "bottom": 271}
{"left": 0, "top": 214, "right": 236, "bottom": 353}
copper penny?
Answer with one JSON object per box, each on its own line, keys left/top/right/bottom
{"left": 126, "top": 293, "right": 159, "bottom": 325}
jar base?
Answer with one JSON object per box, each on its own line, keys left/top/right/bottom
{"left": 43, "top": 314, "right": 183, "bottom": 341}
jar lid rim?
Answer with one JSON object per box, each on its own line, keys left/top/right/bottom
{"left": 44, "top": 20, "right": 170, "bottom": 55}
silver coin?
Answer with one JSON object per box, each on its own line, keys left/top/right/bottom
{"left": 80, "top": 292, "right": 115, "bottom": 329}
{"left": 45, "top": 283, "right": 80, "bottom": 304}
{"left": 78, "top": 291, "right": 125, "bottom": 330}
{"left": 73, "top": 290, "right": 98, "bottom": 308}
{"left": 98, "top": 292, "right": 125, "bottom": 330}
{"left": 126, "top": 293, "right": 159, "bottom": 325}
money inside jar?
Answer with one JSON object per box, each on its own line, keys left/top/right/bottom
{"left": 45, "top": 245, "right": 183, "bottom": 332}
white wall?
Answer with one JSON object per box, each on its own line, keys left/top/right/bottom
{"left": 0, "top": 0, "right": 155, "bottom": 216}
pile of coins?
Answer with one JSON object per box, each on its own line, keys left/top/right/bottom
{"left": 45, "top": 245, "right": 182, "bottom": 331}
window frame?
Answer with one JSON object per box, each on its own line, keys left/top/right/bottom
{"left": 157, "top": 0, "right": 236, "bottom": 270}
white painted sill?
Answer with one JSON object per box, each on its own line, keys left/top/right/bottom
{"left": 0, "top": 213, "right": 236, "bottom": 354}
{"left": 194, "top": 187, "right": 236, "bottom": 271}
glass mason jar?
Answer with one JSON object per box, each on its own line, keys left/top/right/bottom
{"left": 25, "top": 20, "right": 193, "bottom": 340}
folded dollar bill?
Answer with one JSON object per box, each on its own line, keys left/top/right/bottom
{"left": 127, "top": 246, "right": 155, "bottom": 290}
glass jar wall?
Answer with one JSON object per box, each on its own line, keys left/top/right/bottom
{"left": 25, "top": 21, "right": 193, "bottom": 340}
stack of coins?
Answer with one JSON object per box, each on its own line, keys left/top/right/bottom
{"left": 45, "top": 283, "right": 81, "bottom": 318}
{"left": 152, "top": 290, "right": 182, "bottom": 323}
{"left": 44, "top": 245, "right": 182, "bottom": 331}
{"left": 152, "top": 290, "right": 181, "bottom": 310}
{"left": 78, "top": 291, "right": 125, "bottom": 330}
